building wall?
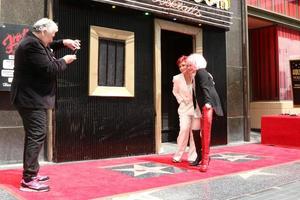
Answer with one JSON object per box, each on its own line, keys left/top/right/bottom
{"left": 247, "top": 2, "right": 300, "bottom": 130}
{"left": 0, "top": 0, "right": 45, "bottom": 164}
{"left": 0, "top": 0, "right": 44, "bottom": 25}
{"left": 0, "top": 0, "right": 246, "bottom": 164}
{"left": 226, "top": 1, "right": 249, "bottom": 142}
{"left": 248, "top": 0, "right": 300, "bottom": 19}
{"left": 52, "top": 0, "right": 155, "bottom": 162}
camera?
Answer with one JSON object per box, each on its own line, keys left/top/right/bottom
{"left": 73, "top": 49, "right": 79, "bottom": 55}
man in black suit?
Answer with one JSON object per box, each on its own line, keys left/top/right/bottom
{"left": 11, "top": 18, "right": 80, "bottom": 192}
{"left": 186, "top": 53, "right": 223, "bottom": 172}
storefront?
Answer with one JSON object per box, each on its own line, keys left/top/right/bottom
{"left": 247, "top": 0, "right": 300, "bottom": 129}
{"left": 1, "top": 0, "right": 246, "bottom": 165}
{"left": 48, "top": 0, "right": 232, "bottom": 162}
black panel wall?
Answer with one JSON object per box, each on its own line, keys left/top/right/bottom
{"left": 53, "top": 0, "right": 155, "bottom": 162}
{"left": 203, "top": 26, "right": 228, "bottom": 145}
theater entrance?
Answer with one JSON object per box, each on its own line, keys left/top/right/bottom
{"left": 154, "top": 19, "right": 203, "bottom": 152}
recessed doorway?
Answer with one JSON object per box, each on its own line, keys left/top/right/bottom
{"left": 154, "top": 19, "right": 202, "bottom": 153}
{"left": 161, "top": 30, "right": 193, "bottom": 143}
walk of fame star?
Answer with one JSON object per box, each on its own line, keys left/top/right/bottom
{"left": 106, "top": 162, "right": 186, "bottom": 178}
{"left": 211, "top": 153, "right": 262, "bottom": 162}
{"left": 238, "top": 169, "right": 276, "bottom": 179}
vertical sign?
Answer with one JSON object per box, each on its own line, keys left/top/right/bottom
{"left": 290, "top": 59, "right": 300, "bottom": 106}
{"left": 0, "top": 24, "right": 29, "bottom": 91}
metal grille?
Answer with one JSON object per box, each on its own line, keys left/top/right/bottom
{"left": 53, "top": 0, "right": 155, "bottom": 162}
{"left": 98, "top": 39, "right": 125, "bottom": 86}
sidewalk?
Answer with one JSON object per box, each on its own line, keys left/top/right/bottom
{"left": 149, "top": 131, "right": 300, "bottom": 200}
{"left": 109, "top": 161, "right": 300, "bottom": 200}
{"left": 1, "top": 132, "right": 300, "bottom": 200}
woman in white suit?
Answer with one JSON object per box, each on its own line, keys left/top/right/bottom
{"left": 172, "top": 55, "right": 201, "bottom": 165}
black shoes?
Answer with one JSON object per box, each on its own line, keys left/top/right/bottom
{"left": 189, "top": 156, "right": 201, "bottom": 166}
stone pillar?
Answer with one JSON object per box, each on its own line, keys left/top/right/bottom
{"left": 226, "top": 1, "right": 250, "bottom": 143}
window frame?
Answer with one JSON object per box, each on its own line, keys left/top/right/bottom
{"left": 89, "top": 26, "right": 135, "bottom": 97}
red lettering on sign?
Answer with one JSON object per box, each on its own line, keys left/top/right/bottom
{"left": 2, "top": 28, "right": 29, "bottom": 55}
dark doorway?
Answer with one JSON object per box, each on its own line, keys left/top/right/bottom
{"left": 161, "top": 30, "right": 193, "bottom": 142}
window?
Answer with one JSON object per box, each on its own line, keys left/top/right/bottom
{"left": 89, "top": 26, "right": 135, "bottom": 97}
{"left": 98, "top": 39, "right": 125, "bottom": 87}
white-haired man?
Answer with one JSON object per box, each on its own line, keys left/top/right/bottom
{"left": 186, "top": 53, "right": 223, "bottom": 172}
{"left": 11, "top": 18, "right": 80, "bottom": 192}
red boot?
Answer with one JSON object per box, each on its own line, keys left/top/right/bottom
{"left": 199, "top": 106, "right": 213, "bottom": 172}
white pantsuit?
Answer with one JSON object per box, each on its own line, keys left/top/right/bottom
{"left": 172, "top": 73, "right": 201, "bottom": 162}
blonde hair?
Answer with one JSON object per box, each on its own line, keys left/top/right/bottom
{"left": 186, "top": 53, "right": 207, "bottom": 69}
{"left": 32, "top": 18, "right": 58, "bottom": 33}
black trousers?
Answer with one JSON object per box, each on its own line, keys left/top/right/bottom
{"left": 17, "top": 107, "right": 47, "bottom": 182}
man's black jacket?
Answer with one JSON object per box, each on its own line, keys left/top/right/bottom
{"left": 11, "top": 31, "right": 67, "bottom": 109}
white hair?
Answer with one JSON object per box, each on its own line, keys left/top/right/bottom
{"left": 32, "top": 18, "right": 58, "bottom": 33}
{"left": 186, "top": 53, "right": 207, "bottom": 69}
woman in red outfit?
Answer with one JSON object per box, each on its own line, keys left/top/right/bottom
{"left": 186, "top": 53, "right": 223, "bottom": 172}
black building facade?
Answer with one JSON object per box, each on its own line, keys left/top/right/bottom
{"left": 0, "top": 0, "right": 248, "bottom": 164}
{"left": 51, "top": 0, "right": 230, "bottom": 162}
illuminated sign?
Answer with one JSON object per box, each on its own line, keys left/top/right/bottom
{"left": 193, "top": 0, "right": 231, "bottom": 10}
{"left": 92, "top": 0, "right": 232, "bottom": 29}
{"left": 152, "top": 0, "right": 202, "bottom": 17}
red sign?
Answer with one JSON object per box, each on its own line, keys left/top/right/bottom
{"left": 2, "top": 27, "right": 29, "bottom": 55}
{"left": 0, "top": 24, "right": 29, "bottom": 91}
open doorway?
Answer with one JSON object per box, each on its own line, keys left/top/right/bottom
{"left": 161, "top": 30, "right": 193, "bottom": 143}
{"left": 154, "top": 19, "right": 202, "bottom": 153}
